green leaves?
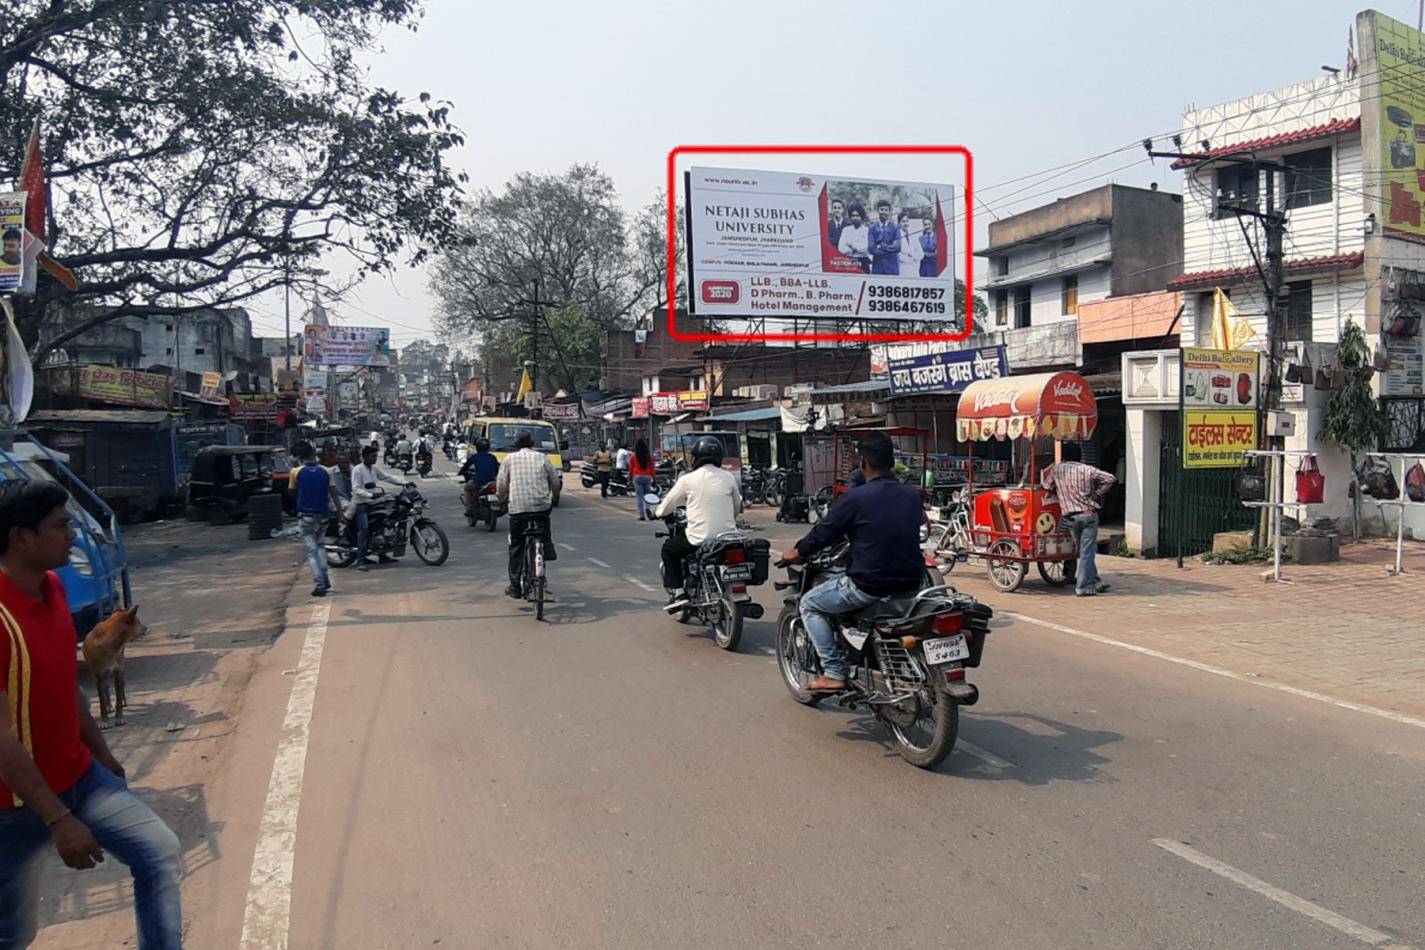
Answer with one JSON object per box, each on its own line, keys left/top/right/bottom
{"left": 1320, "top": 320, "right": 1388, "bottom": 456}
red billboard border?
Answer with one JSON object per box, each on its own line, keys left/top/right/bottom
{"left": 667, "top": 144, "right": 975, "bottom": 344}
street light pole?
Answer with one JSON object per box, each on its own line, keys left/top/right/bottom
{"left": 283, "top": 259, "right": 292, "bottom": 372}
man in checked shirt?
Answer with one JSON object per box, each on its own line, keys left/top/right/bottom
{"left": 1041, "top": 443, "right": 1116, "bottom": 597}
{"left": 496, "top": 431, "right": 561, "bottom": 598}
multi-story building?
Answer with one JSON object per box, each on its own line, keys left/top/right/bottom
{"left": 1123, "top": 9, "right": 1425, "bottom": 550}
{"left": 979, "top": 183, "right": 1183, "bottom": 370}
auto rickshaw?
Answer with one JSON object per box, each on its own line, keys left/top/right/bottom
{"left": 185, "top": 445, "right": 287, "bottom": 524}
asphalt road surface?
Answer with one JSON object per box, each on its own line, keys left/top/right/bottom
{"left": 212, "top": 456, "right": 1424, "bottom": 950}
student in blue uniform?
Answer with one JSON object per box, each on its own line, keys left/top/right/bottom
{"left": 919, "top": 218, "right": 939, "bottom": 278}
{"left": 868, "top": 200, "right": 900, "bottom": 275}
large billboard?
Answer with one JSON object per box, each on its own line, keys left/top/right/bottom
{"left": 1375, "top": 12, "right": 1425, "bottom": 238}
{"left": 686, "top": 166, "right": 956, "bottom": 323}
{"left": 303, "top": 325, "right": 392, "bottom": 367}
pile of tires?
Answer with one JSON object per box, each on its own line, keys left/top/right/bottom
{"left": 246, "top": 493, "right": 284, "bottom": 540}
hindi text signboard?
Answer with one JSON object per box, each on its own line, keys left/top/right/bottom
{"left": 77, "top": 365, "right": 170, "bottom": 409}
{"left": 1183, "top": 410, "right": 1258, "bottom": 468}
{"left": 303, "top": 325, "right": 392, "bottom": 367}
{"left": 887, "top": 345, "right": 1007, "bottom": 396}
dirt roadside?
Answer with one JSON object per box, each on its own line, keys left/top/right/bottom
{"left": 33, "top": 517, "right": 303, "bottom": 949}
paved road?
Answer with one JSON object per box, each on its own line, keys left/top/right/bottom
{"left": 211, "top": 457, "right": 1423, "bottom": 950}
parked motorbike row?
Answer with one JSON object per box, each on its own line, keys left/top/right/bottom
{"left": 643, "top": 488, "right": 995, "bottom": 771}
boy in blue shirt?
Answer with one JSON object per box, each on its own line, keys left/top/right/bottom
{"left": 291, "top": 441, "right": 342, "bottom": 597}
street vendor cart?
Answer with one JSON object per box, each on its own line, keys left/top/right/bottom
{"left": 948, "top": 371, "right": 1099, "bottom": 592}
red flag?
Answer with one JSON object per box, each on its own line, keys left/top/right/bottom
{"left": 17, "top": 119, "right": 45, "bottom": 241}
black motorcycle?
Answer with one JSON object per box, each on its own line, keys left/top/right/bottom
{"left": 773, "top": 544, "right": 992, "bottom": 769}
{"left": 326, "top": 483, "right": 450, "bottom": 568}
{"left": 579, "top": 460, "right": 631, "bottom": 496}
{"left": 416, "top": 447, "right": 433, "bottom": 478}
{"left": 442, "top": 439, "right": 458, "bottom": 461}
{"left": 462, "top": 479, "right": 505, "bottom": 532}
{"left": 654, "top": 503, "right": 769, "bottom": 651}
{"left": 397, "top": 450, "right": 414, "bottom": 475}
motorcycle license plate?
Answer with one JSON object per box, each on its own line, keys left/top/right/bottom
{"left": 721, "top": 565, "right": 751, "bottom": 580}
{"left": 923, "top": 635, "right": 969, "bottom": 665}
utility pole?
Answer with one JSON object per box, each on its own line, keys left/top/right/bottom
{"left": 283, "top": 259, "right": 292, "bottom": 371}
{"left": 529, "top": 277, "right": 540, "bottom": 392}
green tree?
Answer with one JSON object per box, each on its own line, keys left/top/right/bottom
{"left": 2, "top": 0, "right": 465, "bottom": 354}
{"left": 482, "top": 306, "right": 602, "bottom": 394}
{"left": 1321, "top": 320, "right": 1389, "bottom": 537}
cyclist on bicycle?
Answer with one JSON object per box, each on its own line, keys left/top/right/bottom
{"left": 496, "top": 431, "right": 561, "bottom": 598}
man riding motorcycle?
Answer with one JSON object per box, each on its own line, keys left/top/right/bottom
{"left": 458, "top": 438, "right": 501, "bottom": 511}
{"left": 780, "top": 432, "right": 926, "bottom": 692}
{"left": 395, "top": 434, "right": 414, "bottom": 470}
{"left": 655, "top": 435, "right": 742, "bottom": 613}
{"left": 348, "top": 444, "right": 410, "bottom": 571}
{"left": 496, "top": 431, "right": 561, "bottom": 598}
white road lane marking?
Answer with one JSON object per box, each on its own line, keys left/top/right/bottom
{"left": 956, "top": 740, "right": 1015, "bottom": 771}
{"left": 623, "top": 575, "right": 657, "bottom": 592}
{"left": 1152, "top": 839, "right": 1401, "bottom": 947}
{"left": 559, "top": 542, "right": 576, "bottom": 551}
{"left": 1004, "top": 611, "right": 1425, "bottom": 731}
{"left": 586, "top": 557, "right": 612, "bottom": 569}
{"left": 239, "top": 600, "right": 331, "bottom": 950}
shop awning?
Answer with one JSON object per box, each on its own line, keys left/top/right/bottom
{"left": 695, "top": 406, "right": 783, "bottom": 424}
{"left": 808, "top": 380, "right": 891, "bottom": 403}
{"left": 955, "top": 371, "right": 1098, "bottom": 441}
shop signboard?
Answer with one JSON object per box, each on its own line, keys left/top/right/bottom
{"left": 231, "top": 393, "right": 281, "bottom": 420}
{"left": 686, "top": 166, "right": 955, "bottom": 323}
{"left": 649, "top": 392, "right": 679, "bottom": 415}
{"left": 0, "top": 192, "right": 26, "bottom": 293}
{"left": 77, "top": 365, "right": 171, "bottom": 409}
{"left": 630, "top": 397, "right": 650, "bottom": 419}
{"left": 887, "top": 345, "right": 1007, "bottom": 396}
{"left": 1372, "top": 12, "right": 1425, "bottom": 239}
{"left": 1180, "top": 348, "right": 1259, "bottom": 469}
{"left": 541, "top": 401, "right": 580, "bottom": 421}
{"left": 1181, "top": 347, "right": 1259, "bottom": 409}
{"left": 1182, "top": 410, "right": 1258, "bottom": 468}
{"left": 676, "top": 389, "right": 709, "bottom": 412}
{"left": 199, "top": 372, "right": 222, "bottom": 399}
{"left": 303, "top": 325, "right": 393, "bottom": 367}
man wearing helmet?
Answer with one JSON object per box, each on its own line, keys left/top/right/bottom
{"left": 457, "top": 437, "right": 500, "bottom": 510}
{"left": 654, "top": 435, "right": 741, "bottom": 611}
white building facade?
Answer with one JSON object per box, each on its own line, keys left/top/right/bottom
{"left": 1123, "top": 19, "right": 1425, "bottom": 552}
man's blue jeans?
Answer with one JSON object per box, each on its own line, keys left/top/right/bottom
{"left": 354, "top": 506, "right": 371, "bottom": 563}
{"left": 799, "top": 573, "right": 879, "bottom": 682}
{"left": 0, "top": 761, "right": 182, "bottom": 949}
{"left": 1064, "top": 511, "right": 1101, "bottom": 594}
{"left": 298, "top": 513, "right": 330, "bottom": 588}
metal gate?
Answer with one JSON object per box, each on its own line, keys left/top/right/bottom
{"left": 1156, "top": 411, "right": 1257, "bottom": 557}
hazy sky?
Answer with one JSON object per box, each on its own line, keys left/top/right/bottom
{"left": 244, "top": 0, "right": 1408, "bottom": 349}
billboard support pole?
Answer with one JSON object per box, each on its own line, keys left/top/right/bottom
{"left": 283, "top": 259, "right": 292, "bottom": 372}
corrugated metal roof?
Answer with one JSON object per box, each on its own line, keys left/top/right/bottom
{"left": 694, "top": 407, "right": 783, "bottom": 423}
{"left": 1168, "top": 251, "right": 1364, "bottom": 291}
{"left": 27, "top": 409, "right": 174, "bottom": 425}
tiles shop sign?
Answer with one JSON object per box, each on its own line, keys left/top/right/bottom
{"left": 887, "top": 345, "right": 1007, "bottom": 396}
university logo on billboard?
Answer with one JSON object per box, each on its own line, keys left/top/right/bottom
{"left": 700, "top": 280, "right": 739, "bottom": 305}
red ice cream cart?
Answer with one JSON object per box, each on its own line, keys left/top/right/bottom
{"left": 950, "top": 372, "right": 1099, "bottom": 592}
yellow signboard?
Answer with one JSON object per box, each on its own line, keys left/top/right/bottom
{"left": 1183, "top": 410, "right": 1257, "bottom": 468}
{"left": 1182, "top": 347, "right": 1259, "bottom": 410}
{"left": 1375, "top": 12, "right": 1425, "bottom": 238}
{"left": 77, "top": 365, "right": 171, "bottom": 410}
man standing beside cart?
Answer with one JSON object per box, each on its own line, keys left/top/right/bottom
{"left": 1042, "top": 444, "right": 1116, "bottom": 597}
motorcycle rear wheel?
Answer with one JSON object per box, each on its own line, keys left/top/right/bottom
{"left": 888, "top": 690, "right": 959, "bottom": 770}
{"left": 775, "top": 605, "right": 822, "bottom": 707}
{"left": 411, "top": 519, "right": 450, "bottom": 566}
{"left": 712, "top": 597, "right": 743, "bottom": 651}
{"left": 327, "top": 542, "right": 358, "bottom": 569}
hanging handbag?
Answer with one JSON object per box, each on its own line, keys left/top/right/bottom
{"left": 1314, "top": 366, "right": 1332, "bottom": 390}
{"left": 1285, "top": 362, "right": 1302, "bottom": 383}
{"left": 1407, "top": 462, "right": 1425, "bottom": 503}
{"left": 1373, "top": 348, "right": 1392, "bottom": 372}
{"left": 1357, "top": 456, "right": 1399, "bottom": 500}
{"left": 1235, "top": 466, "right": 1267, "bottom": 503}
{"left": 1296, "top": 453, "right": 1325, "bottom": 504}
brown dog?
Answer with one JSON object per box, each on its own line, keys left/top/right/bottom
{"left": 81, "top": 605, "right": 147, "bottom": 728}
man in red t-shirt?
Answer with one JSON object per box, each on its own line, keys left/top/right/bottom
{"left": 0, "top": 481, "right": 182, "bottom": 949}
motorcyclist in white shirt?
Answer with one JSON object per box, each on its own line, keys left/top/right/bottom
{"left": 654, "top": 435, "right": 742, "bottom": 612}
{"left": 347, "top": 444, "right": 408, "bottom": 571}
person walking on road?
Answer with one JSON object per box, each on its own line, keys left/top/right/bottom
{"left": 591, "top": 443, "right": 614, "bottom": 498}
{"left": 497, "top": 431, "right": 562, "bottom": 598}
{"left": 292, "top": 441, "right": 342, "bottom": 597}
{"left": 0, "top": 480, "right": 183, "bottom": 950}
{"left": 629, "top": 439, "right": 656, "bottom": 520}
{"left": 615, "top": 443, "right": 632, "bottom": 478}
{"left": 1041, "top": 443, "right": 1116, "bottom": 597}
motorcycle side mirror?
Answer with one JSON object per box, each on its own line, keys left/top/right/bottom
{"left": 559, "top": 439, "right": 570, "bottom": 451}
{"left": 643, "top": 493, "right": 660, "bottom": 506}
{"left": 365, "top": 482, "right": 377, "bottom": 489}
